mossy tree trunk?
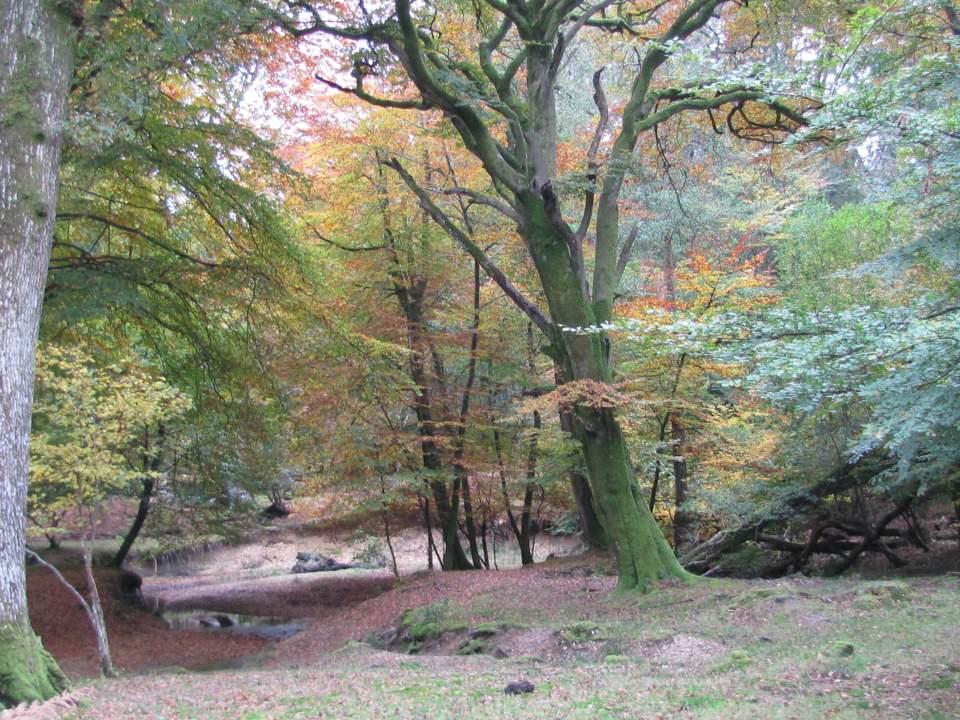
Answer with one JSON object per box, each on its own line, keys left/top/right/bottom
{"left": 520, "top": 193, "right": 690, "bottom": 590}
{"left": 0, "top": 0, "right": 78, "bottom": 706}
{"left": 556, "top": 367, "right": 608, "bottom": 549}
{"left": 0, "top": 624, "right": 66, "bottom": 709}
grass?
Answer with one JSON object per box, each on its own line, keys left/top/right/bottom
{"left": 66, "top": 574, "right": 960, "bottom": 719}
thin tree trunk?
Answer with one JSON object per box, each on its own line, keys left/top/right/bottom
{"left": 459, "top": 472, "right": 483, "bottom": 568}
{"left": 493, "top": 425, "right": 534, "bottom": 565}
{"left": 113, "top": 424, "right": 163, "bottom": 567}
{"left": 378, "top": 467, "right": 399, "bottom": 577}
{"left": 517, "top": 411, "right": 540, "bottom": 566}
{"left": 649, "top": 413, "right": 671, "bottom": 512}
{"left": 419, "top": 493, "right": 441, "bottom": 570}
{"left": 81, "top": 543, "right": 115, "bottom": 677}
{"left": 454, "top": 259, "right": 484, "bottom": 568}
{"left": 480, "top": 515, "right": 490, "bottom": 569}
{"left": 376, "top": 151, "right": 471, "bottom": 570}
{"left": 951, "top": 478, "right": 960, "bottom": 549}
{"left": 672, "top": 419, "right": 695, "bottom": 551}
{"left": 0, "top": 0, "right": 76, "bottom": 705}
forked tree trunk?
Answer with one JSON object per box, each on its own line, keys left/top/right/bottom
{"left": 522, "top": 194, "right": 691, "bottom": 590}
{"left": 0, "top": 0, "right": 76, "bottom": 706}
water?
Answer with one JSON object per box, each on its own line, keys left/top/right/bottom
{"left": 162, "top": 610, "right": 306, "bottom": 640}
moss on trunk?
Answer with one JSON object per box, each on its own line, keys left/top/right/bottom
{"left": 575, "top": 406, "right": 694, "bottom": 590}
{"left": 0, "top": 622, "right": 67, "bottom": 709}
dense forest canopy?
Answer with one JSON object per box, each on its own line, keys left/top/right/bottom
{"left": 1, "top": 0, "right": 958, "bottom": 706}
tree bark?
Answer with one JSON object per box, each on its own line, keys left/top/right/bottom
{"left": 516, "top": 411, "right": 540, "bottom": 566}
{"left": 0, "top": 0, "right": 77, "bottom": 706}
{"left": 113, "top": 424, "right": 165, "bottom": 567}
{"left": 555, "top": 368, "right": 608, "bottom": 548}
{"left": 453, "top": 259, "right": 483, "bottom": 569}
{"left": 522, "top": 194, "right": 690, "bottom": 590}
{"left": 672, "top": 419, "right": 695, "bottom": 551}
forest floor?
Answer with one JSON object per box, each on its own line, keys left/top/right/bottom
{"left": 12, "top": 529, "right": 960, "bottom": 720}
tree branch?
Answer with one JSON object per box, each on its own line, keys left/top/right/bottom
{"left": 441, "top": 188, "right": 521, "bottom": 223}
{"left": 388, "top": 158, "right": 553, "bottom": 336}
{"left": 311, "top": 227, "right": 385, "bottom": 252}
{"left": 563, "top": 0, "right": 621, "bottom": 46}
{"left": 575, "top": 67, "right": 609, "bottom": 242}
{"left": 56, "top": 213, "right": 219, "bottom": 267}
{"left": 315, "top": 75, "right": 430, "bottom": 110}
{"left": 615, "top": 221, "right": 639, "bottom": 284}
{"left": 393, "top": 0, "right": 523, "bottom": 192}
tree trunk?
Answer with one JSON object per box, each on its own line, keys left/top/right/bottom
{"left": 81, "top": 544, "right": 115, "bottom": 677}
{"left": 516, "top": 411, "right": 541, "bottom": 566}
{"left": 521, "top": 196, "right": 689, "bottom": 589}
{"left": 574, "top": 405, "right": 690, "bottom": 589}
{"left": 438, "top": 478, "right": 471, "bottom": 570}
{"left": 419, "top": 494, "right": 437, "bottom": 570}
{"left": 113, "top": 425, "right": 164, "bottom": 567}
{"left": 0, "top": 0, "right": 77, "bottom": 706}
{"left": 555, "top": 369, "right": 608, "bottom": 548}
{"left": 951, "top": 478, "right": 960, "bottom": 549}
{"left": 404, "top": 299, "right": 471, "bottom": 570}
{"left": 378, "top": 468, "right": 399, "bottom": 577}
{"left": 378, "top": 151, "right": 471, "bottom": 571}
{"left": 569, "top": 468, "right": 608, "bottom": 549}
{"left": 458, "top": 470, "right": 484, "bottom": 568}
{"left": 672, "top": 419, "right": 695, "bottom": 551}
{"left": 453, "top": 261, "right": 483, "bottom": 569}
{"left": 649, "top": 413, "right": 671, "bottom": 511}
{"left": 112, "top": 477, "right": 154, "bottom": 568}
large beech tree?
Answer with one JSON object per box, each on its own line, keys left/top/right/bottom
{"left": 0, "top": 0, "right": 77, "bottom": 705}
{"left": 1, "top": 0, "right": 280, "bottom": 704}
{"left": 282, "top": 0, "right": 810, "bottom": 589}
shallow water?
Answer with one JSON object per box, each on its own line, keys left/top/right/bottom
{"left": 162, "top": 610, "right": 307, "bottom": 640}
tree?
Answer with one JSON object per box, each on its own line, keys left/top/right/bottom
{"left": 26, "top": 342, "right": 189, "bottom": 676}
{"left": 0, "top": 0, "right": 78, "bottom": 705}
{"left": 280, "top": 0, "right": 813, "bottom": 589}
{"left": 2, "top": 0, "right": 286, "bottom": 703}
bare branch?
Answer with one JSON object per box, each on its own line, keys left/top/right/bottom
{"left": 311, "top": 227, "right": 385, "bottom": 252}
{"left": 388, "top": 158, "right": 553, "bottom": 336}
{"left": 441, "top": 188, "right": 521, "bottom": 223}
{"left": 575, "top": 67, "right": 609, "bottom": 242}
{"left": 615, "top": 221, "right": 640, "bottom": 284}
{"left": 315, "top": 75, "right": 430, "bottom": 110}
{"left": 25, "top": 549, "right": 91, "bottom": 614}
